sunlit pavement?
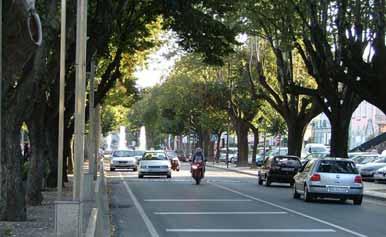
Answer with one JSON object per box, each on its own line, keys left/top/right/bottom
{"left": 108, "top": 163, "right": 386, "bottom": 237}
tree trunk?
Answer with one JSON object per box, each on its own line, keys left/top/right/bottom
{"left": 236, "top": 121, "right": 249, "bottom": 166}
{"left": 329, "top": 114, "right": 351, "bottom": 158}
{"left": 250, "top": 126, "right": 259, "bottom": 167}
{"left": 25, "top": 108, "right": 51, "bottom": 206}
{"left": 45, "top": 119, "right": 59, "bottom": 188}
{"left": 202, "top": 130, "right": 210, "bottom": 159}
{"left": 0, "top": 121, "right": 26, "bottom": 221}
{"left": 287, "top": 120, "right": 307, "bottom": 157}
{"left": 215, "top": 132, "right": 222, "bottom": 162}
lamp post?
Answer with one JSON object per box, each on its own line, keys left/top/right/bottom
{"left": 57, "top": 0, "right": 67, "bottom": 200}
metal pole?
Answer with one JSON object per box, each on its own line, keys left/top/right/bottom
{"left": 73, "top": 0, "right": 87, "bottom": 200}
{"left": 88, "top": 59, "right": 95, "bottom": 176}
{"left": 57, "top": 0, "right": 66, "bottom": 200}
{"left": 0, "top": 0, "right": 3, "bottom": 190}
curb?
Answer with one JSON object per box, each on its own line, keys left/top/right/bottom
{"left": 208, "top": 164, "right": 386, "bottom": 201}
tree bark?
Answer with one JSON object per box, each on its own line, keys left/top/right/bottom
{"left": 26, "top": 116, "right": 47, "bottom": 205}
{"left": 250, "top": 126, "right": 259, "bottom": 167}
{"left": 236, "top": 121, "right": 249, "bottom": 166}
{"left": 328, "top": 113, "right": 351, "bottom": 158}
{"left": 215, "top": 132, "right": 222, "bottom": 162}
{"left": 0, "top": 121, "right": 26, "bottom": 221}
{"left": 286, "top": 120, "right": 307, "bottom": 157}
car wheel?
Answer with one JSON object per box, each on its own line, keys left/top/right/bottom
{"left": 293, "top": 185, "right": 300, "bottom": 199}
{"left": 304, "top": 185, "right": 314, "bottom": 202}
{"left": 138, "top": 174, "right": 144, "bottom": 179}
{"left": 353, "top": 196, "right": 363, "bottom": 205}
{"left": 265, "top": 176, "right": 271, "bottom": 187}
{"left": 110, "top": 168, "right": 115, "bottom": 171}
{"left": 133, "top": 168, "right": 138, "bottom": 172}
{"left": 258, "top": 175, "right": 263, "bottom": 185}
{"left": 167, "top": 174, "right": 172, "bottom": 179}
{"left": 340, "top": 198, "right": 347, "bottom": 203}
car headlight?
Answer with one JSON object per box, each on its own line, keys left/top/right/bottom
{"left": 141, "top": 165, "right": 148, "bottom": 169}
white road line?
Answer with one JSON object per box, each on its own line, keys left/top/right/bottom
{"left": 166, "top": 228, "right": 336, "bottom": 233}
{"left": 155, "top": 211, "right": 287, "bottom": 215}
{"left": 144, "top": 199, "right": 252, "bottom": 202}
{"left": 211, "top": 182, "right": 368, "bottom": 237}
{"left": 119, "top": 174, "right": 160, "bottom": 237}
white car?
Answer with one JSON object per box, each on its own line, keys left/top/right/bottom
{"left": 110, "top": 150, "right": 138, "bottom": 171}
{"left": 138, "top": 151, "right": 171, "bottom": 178}
{"left": 374, "top": 166, "right": 386, "bottom": 182}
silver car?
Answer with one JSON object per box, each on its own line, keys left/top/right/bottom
{"left": 110, "top": 150, "right": 138, "bottom": 171}
{"left": 293, "top": 158, "right": 363, "bottom": 205}
{"left": 374, "top": 166, "right": 386, "bottom": 182}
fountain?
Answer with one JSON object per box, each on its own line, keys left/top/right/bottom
{"left": 138, "top": 126, "right": 147, "bottom": 150}
{"left": 118, "top": 126, "right": 127, "bottom": 149}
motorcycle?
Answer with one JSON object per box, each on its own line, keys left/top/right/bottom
{"left": 191, "top": 160, "right": 205, "bottom": 185}
{"left": 171, "top": 158, "right": 180, "bottom": 171}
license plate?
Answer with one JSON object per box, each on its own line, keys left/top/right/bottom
{"left": 281, "top": 168, "right": 294, "bottom": 171}
{"left": 327, "top": 186, "right": 348, "bottom": 193}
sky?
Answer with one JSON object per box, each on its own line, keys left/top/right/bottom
{"left": 134, "top": 32, "right": 183, "bottom": 89}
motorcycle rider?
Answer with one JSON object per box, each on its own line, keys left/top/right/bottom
{"left": 191, "top": 147, "right": 206, "bottom": 176}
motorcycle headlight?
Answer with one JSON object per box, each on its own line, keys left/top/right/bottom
{"left": 192, "top": 165, "right": 198, "bottom": 169}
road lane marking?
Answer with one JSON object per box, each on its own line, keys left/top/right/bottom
{"left": 166, "top": 228, "right": 336, "bottom": 233}
{"left": 119, "top": 174, "right": 160, "bottom": 237}
{"left": 211, "top": 182, "right": 368, "bottom": 237}
{"left": 155, "top": 211, "right": 287, "bottom": 215}
{"left": 144, "top": 199, "right": 252, "bottom": 202}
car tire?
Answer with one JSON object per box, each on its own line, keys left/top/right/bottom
{"left": 138, "top": 174, "right": 144, "bottom": 179}
{"left": 304, "top": 185, "right": 314, "bottom": 202}
{"left": 258, "top": 175, "right": 263, "bottom": 185}
{"left": 167, "top": 174, "right": 172, "bottom": 179}
{"left": 133, "top": 167, "right": 138, "bottom": 172}
{"left": 265, "top": 176, "right": 271, "bottom": 187}
{"left": 340, "top": 198, "right": 347, "bottom": 203}
{"left": 110, "top": 168, "right": 115, "bottom": 171}
{"left": 353, "top": 196, "right": 363, "bottom": 205}
{"left": 293, "top": 185, "right": 300, "bottom": 199}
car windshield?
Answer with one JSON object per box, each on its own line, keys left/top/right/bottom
{"left": 113, "top": 150, "right": 135, "bottom": 157}
{"left": 143, "top": 152, "right": 167, "bottom": 160}
{"left": 317, "top": 160, "right": 358, "bottom": 174}
{"left": 134, "top": 150, "right": 145, "bottom": 156}
{"left": 273, "top": 157, "right": 301, "bottom": 167}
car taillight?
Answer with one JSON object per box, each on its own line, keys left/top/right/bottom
{"left": 310, "top": 173, "right": 321, "bottom": 182}
{"left": 354, "top": 176, "right": 362, "bottom": 184}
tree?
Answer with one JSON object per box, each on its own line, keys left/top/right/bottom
{"left": 246, "top": 36, "right": 322, "bottom": 157}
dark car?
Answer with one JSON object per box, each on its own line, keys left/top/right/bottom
{"left": 258, "top": 155, "right": 302, "bottom": 186}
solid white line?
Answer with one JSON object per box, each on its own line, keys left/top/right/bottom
{"left": 166, "top": 228, "right": 336, "bottom": 233}
{"left": 144, "top": 199, "right": 252, "bottom": 202}
{"left": 210, "top": 182, "right": 368, "bottom": 237}
{"left": 155, "top": 211, "right": 287, "bottom": 215}
{"left": 120, "top": 174, "right": 160, "bottom": 237}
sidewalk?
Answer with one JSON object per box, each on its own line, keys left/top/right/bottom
{"left": 207, "top": 163, "right": 386, "bottom": 201}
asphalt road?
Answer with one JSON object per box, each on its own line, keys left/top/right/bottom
{"left": 109, "top": 163, "right": 386, "bottom": 237}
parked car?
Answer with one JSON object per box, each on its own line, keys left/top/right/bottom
{"left": 138, "top": 151, "right": 171, "bottom": 178}
{"left": 293, "top": 158, "right": 363, "bottom": 205}
{"left": 109, "top": 150, "right": 138, "bottom": 171}
{"left": 219, "top": 148, "right": 238, "bottom": 163}
{"left": 352, "top": 154, "right": 380, "bottom": 169}
{"left": 348, "top": 152, "right": 375, "bottom": 159}
{"left": 265, "top": 147, "right": 288, "bottom": 159}
{"left": 358, "top": 157, "right": 386, "bottom": 181}
{"left": 302, "top": 143, "right": 328, "bottom": 158}
{"left": 258, "top": 155, "right": 302, "bottom": 186}
{"left": 255, "top": 154, "right": 265, "bottom": 166}
{"left": 374, "top": 166, "right": 386, "bottom": 182}
{"left": 301, "top": 152, "right": 329, "bottom": 165}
